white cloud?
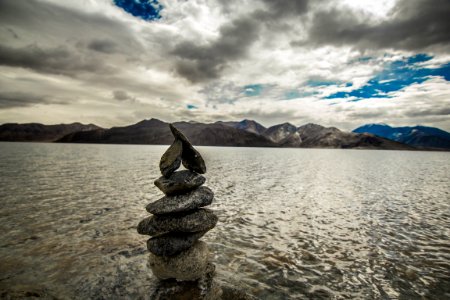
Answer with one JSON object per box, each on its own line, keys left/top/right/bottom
{"left": 0, "top": 0, "right": 449, "bottom": 131}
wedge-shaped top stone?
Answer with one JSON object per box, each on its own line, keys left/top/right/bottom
{"left": 147, "top": 231, "right": 206, "bottom": 256}
{"left": 154, "top": 170, "right": 205, "bottom": 196}
{"left": 170, "top": 124, "right": 206, "bottom": 174}
{"left": 137, "top": 208, "right": 218, "bottom": 236}
{"left": 159, "top": 139, "right": 182, "bottom": 177}
{"left": 146, "top": 186, "right": 214, "bottom": 215}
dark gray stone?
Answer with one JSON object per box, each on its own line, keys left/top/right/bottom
{"left": 159, "top": 139, "right": 182, "bottom": 177}
{"left": 137, "top": 209, "right": 218, "bottom": 236}
{"left": 146, "top": 186, "right": 214, "bottom": 215}
{"left": 148, "top": 262, "right": 221, "bottom": 300}
{"left": 170, "top": 124, "right": 206, "bottom": 174}
{"left": 154, "top": 170, "right": 205, "bottom": 196}
{"left": 148, "top": 241, "right": 211, "bottom": 281}
{"left": 147, "top": 231, "right": 206, "bottom": 256}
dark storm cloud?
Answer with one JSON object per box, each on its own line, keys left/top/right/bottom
{"left": 172, "top": 17, "right": 261, "bottom": 82}
{"left": 88, "top": 39, "right": 119, "bottom": 54}
{"left": 5, "top": 28, "right": 19, "bottom": 39}
{"left": 172, "top": 0, "right": 312, "bottom": 83}
{"left": 258, "top": 0, "right": 309, "bottom": 19}
{"left": 405, "top": 107, "right": 450, "bottom": 117}
{"left": 217, "top": 0, "right": 310, "bottom": 18}
{"left": 347, "top": 111, "right": 385, "bottom": 120}
{"left": 0, "top": 92, "right": 62, "bottom": 109}
{"left": 0, "top": 0, "right": 142, "bottom": 53}
{"left": 0, "top": 44, "right": 110, "bottom": 76}
{"left": 305, "top": 0, "right": 450, "bottom": 51}
{"left": 0, "top": 1, "right": 119, "bottom": 32}
{"left": 112, "top": 90, "right": 132, "bottom": 101}
{"left": 346, "top": 105, "right": 450, "bottom": 123}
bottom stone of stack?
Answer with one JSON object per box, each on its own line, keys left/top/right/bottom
{"left": 148, "top": 263, "right": 221, "bottom": 300}
{"left": 148, "top": 241, "right": 211, "bottom": 281}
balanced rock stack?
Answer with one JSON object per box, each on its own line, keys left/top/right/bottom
{"left": 137, "top": 124, "right": 218, "bottom": 286}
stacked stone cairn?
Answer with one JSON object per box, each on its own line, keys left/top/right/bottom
{"left": 137, "top": 124, "right": 220, "bottom": 298}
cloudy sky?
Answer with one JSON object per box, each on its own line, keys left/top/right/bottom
{"left": 0, "top": 0, "right": 449, "bottom": 130}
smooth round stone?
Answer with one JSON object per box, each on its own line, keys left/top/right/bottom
{"left": 148, "top": 261, "right": 222, "bottom": 300}
{"left": 137, "top": 209, "right": 218, "bottom": 236}
{"left": 147, "top": 231, "right": 206, "bottom": 257}
{"left": 154, "top": 170, "right": 205, "bottom": 196}
{"left": 148, "top": 241, "right": 211, "bottom": 281}
{"left": 170, "top": 124, "right": 206, "bottom": 174}
{"left": 146, "top": 186, "right": 214, "bottom": 215}
{"left": 159, "top": 139, "right": 182, "bottom": 177}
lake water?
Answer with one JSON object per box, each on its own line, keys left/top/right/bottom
{"left": 0, "top": 142, "right": 449, "bottom": 299}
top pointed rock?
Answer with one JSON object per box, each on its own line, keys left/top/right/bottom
{"left": 169, "top": 124, "right": 206, "bottom": 174}
{"left": 159, "top": 139, "right": 182, "bottom": 177}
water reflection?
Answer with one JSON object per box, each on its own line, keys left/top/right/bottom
{"left": 0, "top": 143, "right": 449, "bottom": 299}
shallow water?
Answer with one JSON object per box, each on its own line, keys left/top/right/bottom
{"left": 0, "top": 142, "right": 449, "bottom": 299}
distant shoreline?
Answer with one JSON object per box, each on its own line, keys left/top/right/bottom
{"left": 1, "top": 140, "right": 448, "bottom": 152}
{"left": 1, "top": 119, "right": 449, "bottom": 151}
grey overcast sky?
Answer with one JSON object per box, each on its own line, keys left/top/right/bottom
{"left": 0, "top": 0, "right": 449, "bottom": 130}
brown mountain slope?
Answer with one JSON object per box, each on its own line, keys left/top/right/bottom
{"left": 5, "top": 118, "right": 417, "bottom": 150}
{"left": 57, "top": 119, "right": 277, "bottom": 147}
{"left": 296, "top": 123, "right": 414, "bottom": 150}
{"left": 0, "top": 122, "right": 101, "bottom": 142}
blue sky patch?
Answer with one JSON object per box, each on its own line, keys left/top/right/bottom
{"left": 243, "top": 84, "right": 264, "bottom": 96}
{"left": 186, "top": 104, "right": 198, "bottom": 110}
{"left": 326, "top": 54, "right": 450, "bottom": 100}
{"left": 114, "top": 0, "right": 162, "bottom": 21}
{"left": 284, "top": 90, "right": 301, "bottom": 100}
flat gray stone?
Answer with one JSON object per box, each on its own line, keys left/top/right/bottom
{"left": 146, "top": 186, "right": 214, "bottom": 215}
{"left": 170, "top": 124, "right": 206, "bottom": 174}
{"left": 147, "top": 231, "right": 206, "bottom": 257}
{"left": 148, "top": 241, "right": 211, "bottom": 281}
{"left": 137, "top": 209, "right": 218, "bottom": 236}
{"left": 159, "top": 139, "right": 182, "bottom": 177}
{"left": 154, "top": 170, "right": 205, "bottom": 196}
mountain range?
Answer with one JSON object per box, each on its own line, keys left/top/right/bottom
{"left": 353, "top": 124, "right": 450, "bottom": 150}
{"left": 0, "top": 122, "right": 101, "bottom": 142}
{"left": 1, "top": 119, "right": 448, "bottom": 150}
{"left": 58, "top": 119, "right": 277, "bottom": 147}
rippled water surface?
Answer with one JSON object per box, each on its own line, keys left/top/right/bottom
{"left": 0, "top": 143, "right": 449, "bottom": 299}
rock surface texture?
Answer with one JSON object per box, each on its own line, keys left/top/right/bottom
{"left": 170, "top": 124, "right": 207, "bottom": 174}
{"left": 138, "top": 209, "right": 218, "bottom": 236}
{"left": 154, "top": 170, "right": 206, "bottom": 196}
{"left": 159, "top": 139, "right": 183, "bottom": 177}
{"left": 148, "top": 241, "right": 212, "bottom": 281}
{"left": 146, "top": 186, "right": 214, "bottom": 215}
{"left": 137, "top": 124, "right": 222, "bottom": 299}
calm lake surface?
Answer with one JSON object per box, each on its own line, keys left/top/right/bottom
{"left": 0, "top": 142, "right": 449, "bottom": 299}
